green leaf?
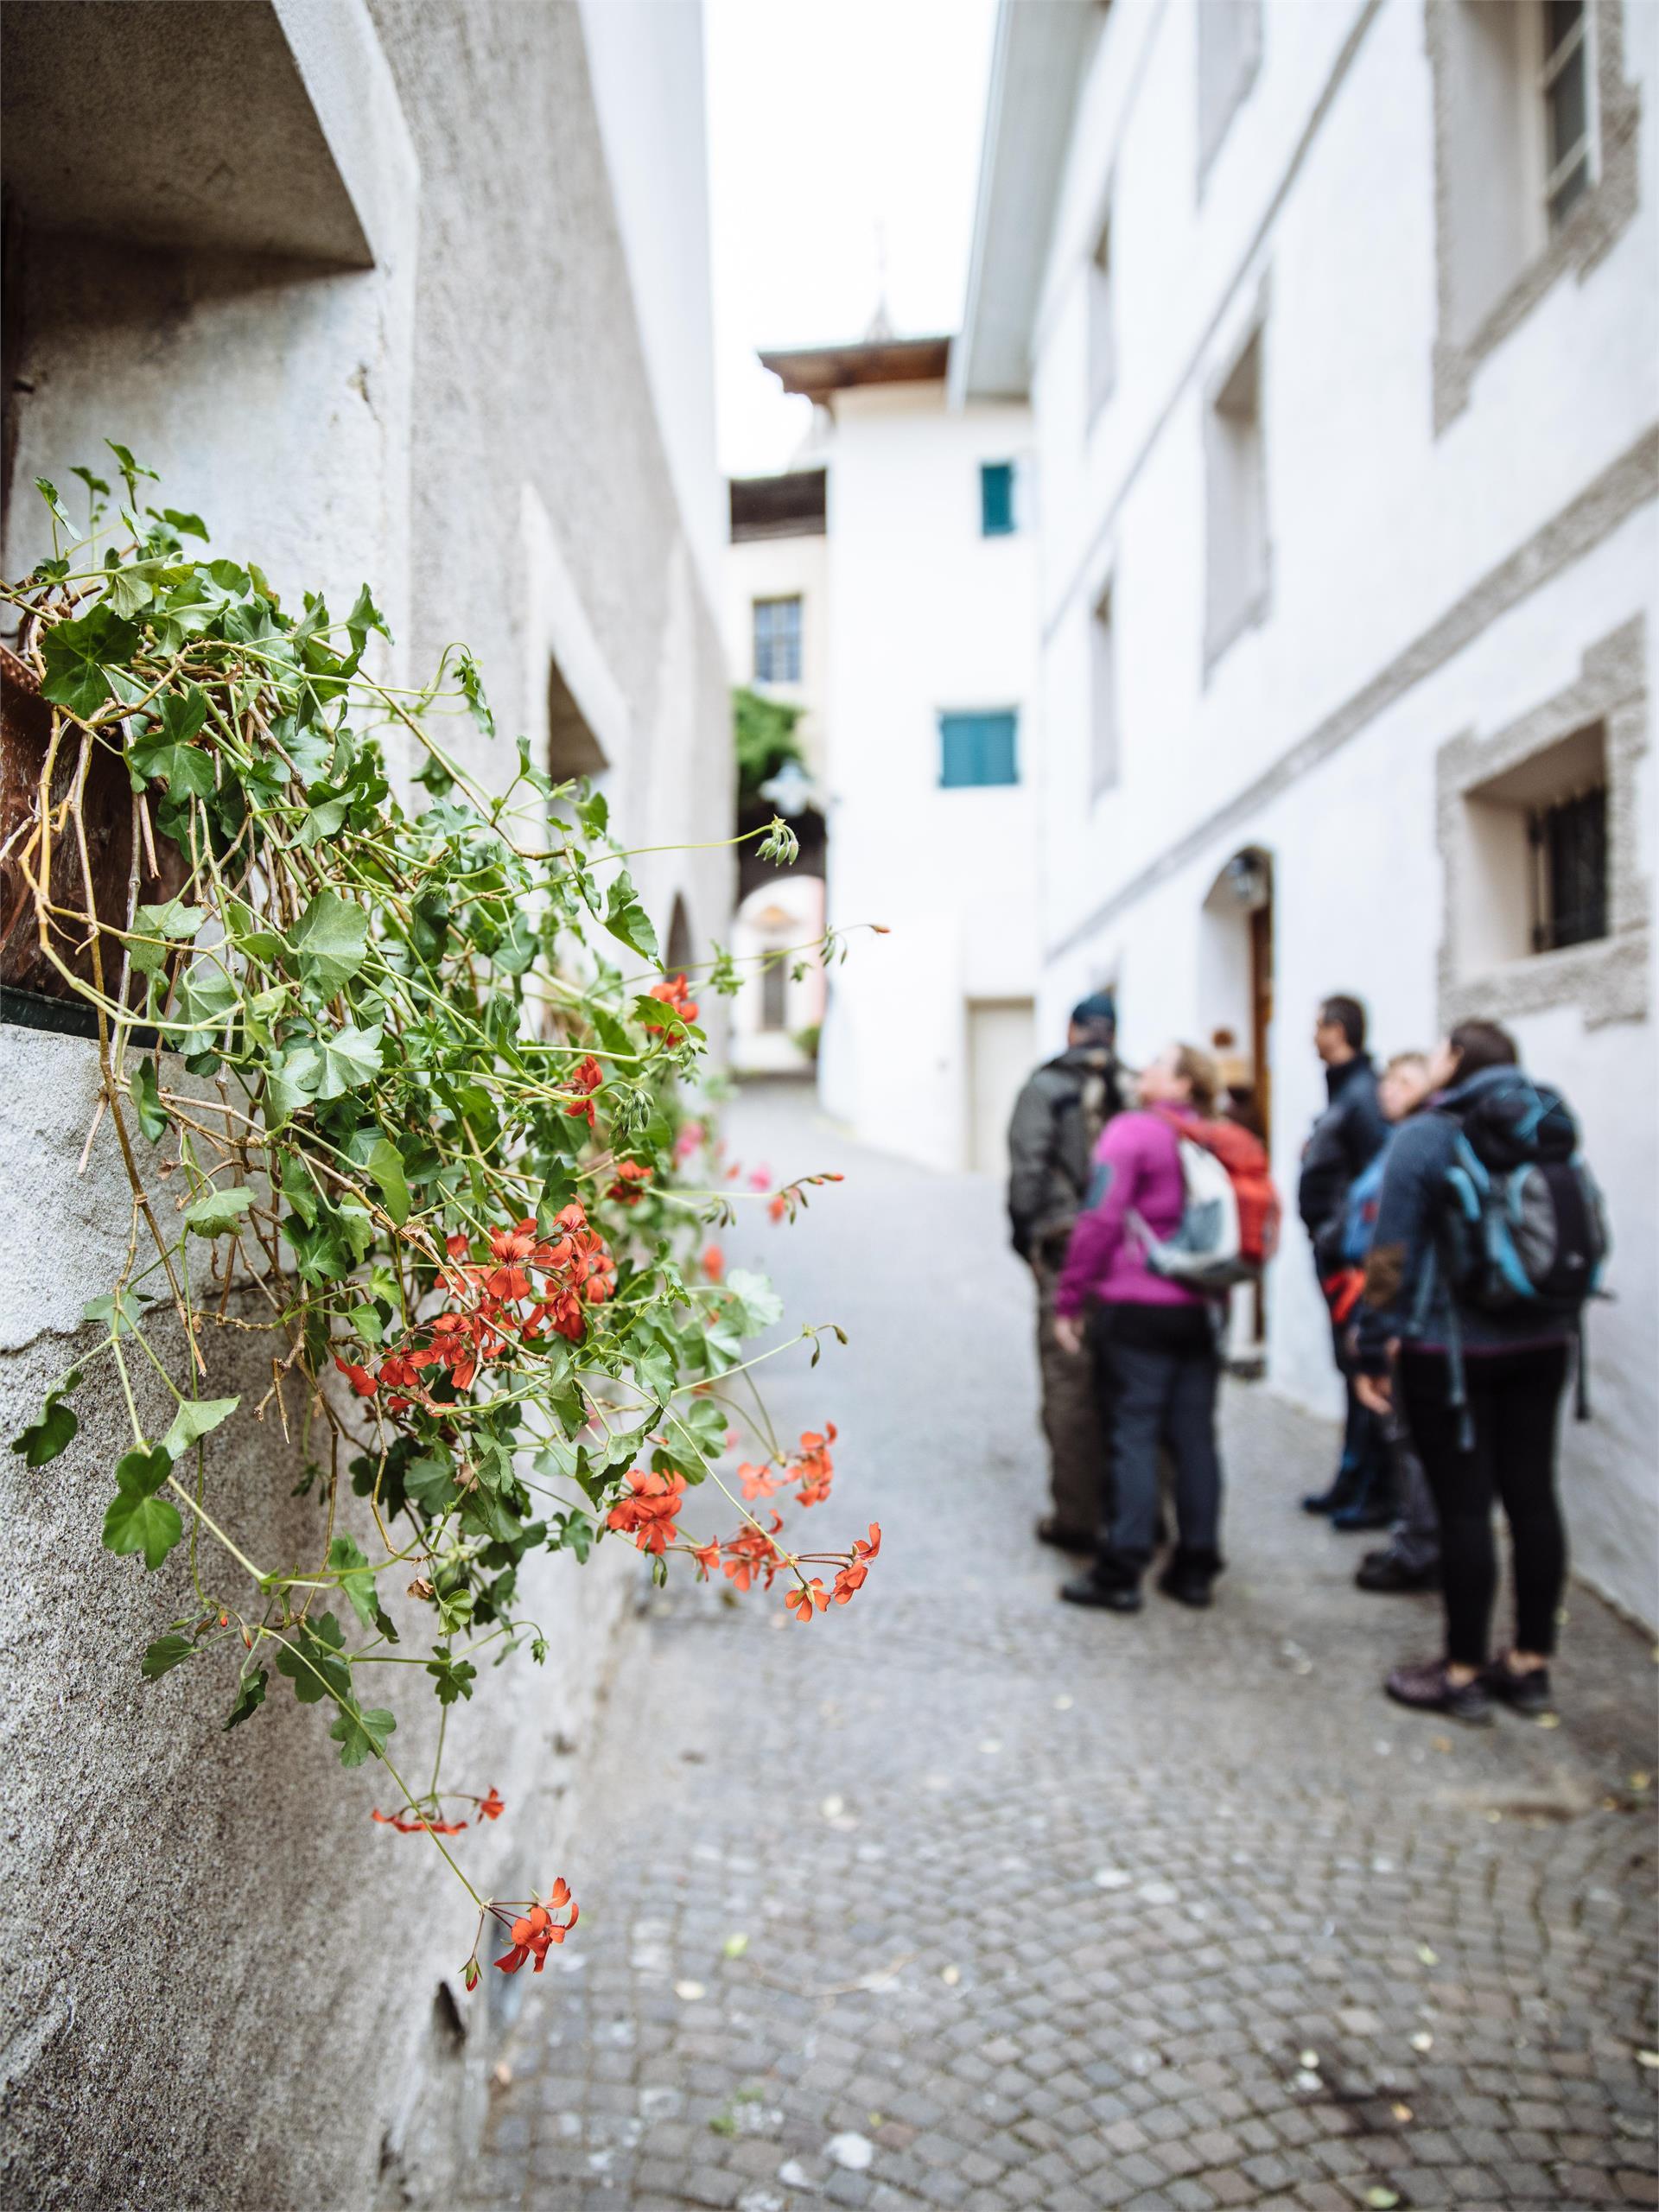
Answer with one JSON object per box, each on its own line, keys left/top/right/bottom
{"left": 103, "top": 556, "right": 179, "bottom": 620}
{"left": 182, "top": 1185, "right": 253, "bottom": 1237}
{"left": 425, "top": 1649, "right": 478, "bottom": 1706}
{"left": 602, "top": 869, "right": 660, "bottom": 962}
{"left": 126, "top": 897, "right": 205, "bottom": 976}
{"left": 723, "top": 1268, "right": 785, "bottom": 1336}
{"left": 225, "top": 1667, "right": 268, "bottom": 1730}
{"left": 364, "top": 1137, "right": 410, "bottom": 1226}
{"left": 160, "top": 1394, "right": 239, "bottom": 1460}
{"left": 309, "top": 1023, "right": 384, "bottom": 1099}
{"left": 513, "top": 734, "right": 554, "bottom": 798}
{"left": 40, "top": 604, "right": 139, "bottom": 720}
{"left": 274, "top": 1611, "right": 351, "bottom": 1706}
{"left": 83, "top": 1287, "right": 142, "bottom": 1337}
{"left": 330, "top": 1704, "right": 395, "bottom": 1767}
{"left": 290, "top": 888, "right": 369, "bottom": 993}
{"left": 128, "top": 1058, "right": 168, "bottom": 1141}
{"left": 494, "top": 911, "right": 539, "bottom": 975}
{"left": 344, "top": 583, "right": 391, "bottom": 656}
{"left": 10, "top": 1370, "right": 82, "bottom": 1467}
{"left": 142, "top": 1634, "right": 196, "bottom": 1681}
{"left": 327, "top": 1534, "right": 381, "bottom": 1632}
{"left": 35, "top": 478, "right": 81, "bottom": 541}
{"left": 404, "top": 1450, "right": 459, "bottom": 1516}
{"left": 102, "top": 1446, "right": 183, "bottom": 1571}
{"left": 105, "top": 441, "right": 160, "bottom": 503}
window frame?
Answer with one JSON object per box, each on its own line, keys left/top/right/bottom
{"left": 938, "top": 709, "right": 1020, "bottom": 791}
{"left": 980, "top": 461, "right": 1016, "bottom": 538}
{"left": 1540, "top": 0, "right": 1596, "bottom": 229}
{"left": 752, "top": 595, "right": 803, "bottom": 687}
{"left": 1086, "top": 212, "right": 1116, "bottom": 424}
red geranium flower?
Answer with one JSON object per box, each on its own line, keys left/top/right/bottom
{"left": 476, "top": 1788, "right": 505, "bottom": 1821}
{"left": 701, "top": 1244, "right": 725, "bottom": 1284}
{"left": 645, "top": 972, "right": 700, "bottom": 1029}
{"left": 784, "top": 1578, "right": 830, "bottom": 1623}
{"left": 606, "top": 1467, "right": 688, "bottom": 1554}
{"left": 334, "top": 1355, "right": 378, "bottom": 1397}
{"left": 565, "top": 1055, "right": 605, "bottom": 1126}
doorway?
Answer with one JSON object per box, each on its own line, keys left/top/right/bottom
{"left": 966, "top": 998, "right": 1035, "bottom": 1174}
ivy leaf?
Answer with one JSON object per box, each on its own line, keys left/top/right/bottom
{"left": 225, "top": 1667, "right": 268, "bottom": 1730}
{"left": 126, "top": 897, "right": 205, "bottom": 976}
{"left": 160, "top": 506, "right": 209, "bottom": 541}
{"left": 363, "top": 1137, "right": 410, "bottom": 1227}
{"left": 105, "top": 441, "right": 160, "bottom": 505}
{"left": 602, "top": 869, "right": 660, "bottom": 963}
{"left": 514, "top": 734, "right": 554, "bottom": 798}
{"left": 309, "top": 1023, "right": 384, "bottom": 1100}
{"left": 103, "top": 557, "right": 178, "bottom": 620}
{"left": 160, "top": 1394, "right": 239, "bottom": 1460}
{"left": 425, "top": 1649, "right": 478, "bottom": 1706}
{"left": 494, "top": 912, "right": 538, "bottom": 976}
{"left": 330, "top": 1704, "right": 395, "bottom": 1768}
{"left": 327, "top": 1534, "right": 382, "bottom": 1632}
{"left": 40, "top": 604, "right": 139, "bottom": 720}
{"left": 575, "top": 786, "right": 608, "bottom": 839}
{"left": 141, "top": 1634, "right": 195, "bottom": 1681}
{"left": 344, "top": 583, "right": 391, "bottom": 658}
{"left": 404, "top": 1450, "right": 459, "bottom": 1516}
{"left": 35, "top": 478, "right": 81, "bottom": 541}
{"left": 290, "top": 889, "right": 369, "bottom": 993}
{"left": 723, "top": 1269, "right": 785, "bottom": 1336}
{"left": 129, "top": 1058, "right": 168, "bottom": 1142}
{"left": 456, "top": 648, "right": 493, "bottom": 737}
{"left": 10, "top": 1370, "right": 82, "bottom": 1467}
{"left": 84, "top": 1287, "right": 143, "bottom": 1337}
{"left": 182, "top": 1185, "right": 253, "bottom": 1237}
{"left": 102, "top": 1446, "right": 183, "bottom": 1571}
{"left": 274, "top": 1611, "right": 351, "bottom": 1706}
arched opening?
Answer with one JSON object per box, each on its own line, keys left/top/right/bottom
{"left": 664, "top": 893, "right": 693, "bottom": 978}
{"left": 730, "top": 876, "right": 825, "bottom": 1074}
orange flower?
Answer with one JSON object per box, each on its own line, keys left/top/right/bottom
{"left": 476, "top": 1788, "right": 505, "bottom": 1821}
{"left": 831, "top": 1560, "right": 867, "bottom": 1605}
{"left": 495, "top": 1881, "right": 579, "bottom": 1975}
{"left": 701, "top": 1243, "right": 725, "bottom": 1284}
{"left": 767, "top": 1193, "right": 788, "bottom": 1223}
{"left": 606, "top": 1467, "right": 688, "bottom": 1554}
{"left": 738, "top": 1461, "right": 781, "bottom": 1503}
{"left": 564, "top": 1055, "right": 604, "bottom": 1126}
{"left": 784, "top": 1578, "right": 830, "bottom": 1623}
{"left": 334, "top": 1355, "right": 378, "bottom": 1397}
{"left": 794, "top": 1423, "right": 836, "bottom": 1507}
{"left": 607, "top": 1159, "right": 652, "bottom": 1205}
{"left": 721, "top": 1516, "right": 783, "bottom": 1592}
{"left": 645, "top": 972, "right": 700, "bottom": 1028}
{"left": 855, "top": 1521, "right": 881, "bottom": 1561}
{"left": 690, "top": 1539, "right": 721, "bottom": 1580}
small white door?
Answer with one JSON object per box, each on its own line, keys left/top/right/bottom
{"left": 967, "top": 999, "right": 1036, "bottom": 1174}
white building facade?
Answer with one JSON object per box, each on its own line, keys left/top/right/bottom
{"left": 957, "top": 0, "right": 1657, "bottom": 1624}
{"left": 741, "top": 337, "right": 1043, "bottom": 1173}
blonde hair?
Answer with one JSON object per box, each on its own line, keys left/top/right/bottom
{"left": 1171, "top": 1043, "right": 1218, "bottom": 1116}
{"left": 1386, "top": 1050, "right": 1428, "bottom": 1075}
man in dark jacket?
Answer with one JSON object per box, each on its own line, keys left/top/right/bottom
{"left": 1007, "top": 993, "right": 1126, "bottom": 1549}
{"left": 1297, "top": 994, "right": 1390, "bottom": 1521}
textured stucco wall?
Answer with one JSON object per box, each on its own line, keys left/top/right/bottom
{"left": 0, "top": 3, "right": 728, "bottom": 2203}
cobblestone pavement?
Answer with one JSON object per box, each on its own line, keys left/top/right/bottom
{"left": 469, "top": 1084, "right": 1658, "bottom": 2212}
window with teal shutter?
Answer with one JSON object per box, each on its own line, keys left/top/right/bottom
{"left": 980, "top": 462, "right": 1015, "bottom": 537}
{"left": 939, "top": 710, "right": 1019, "bottom": 787}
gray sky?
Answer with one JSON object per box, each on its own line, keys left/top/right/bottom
{"left": 705, "top": 0, "right": 1000, "bottom": 480}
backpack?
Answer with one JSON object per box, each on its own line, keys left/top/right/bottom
{"left": 1131, "top": 1111, "right": 1281, "bottom": 1294}
{"left": 1339, "top": 1144, "right": 1389, "bottom": 1268}
{"left": 1436, "top": 1077, "right": 1609, "bottom": 1319}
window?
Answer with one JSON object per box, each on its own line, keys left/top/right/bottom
{"left": 1087, "top": 217, "right": 1116, "bottom": 419}
{"left": 1090, "top": 588, "right": 1118, "bottom": 795}
{"left": 939, "top": 711, "right": 1019, "bottom": 788}
{"left": 753, "top": 597, "right": 802, "bottom": 685}
{"left": 1198, "top": 0, "right": 1262, "bottom": 187}
{"left": 1531, "top": 782, "right": 1606, "bottom": 950}
{"left": 1541, "top": 0, "right": 1592, "bottom": 228}
{"left": 980, "top": 461, "right": 1015, "bottom": 537}
{"left": 1204, "top": 322, "right": 1268, "bottom": 671}
{"left": 1456, "top": 719, "right": 1607, "bottom": 969}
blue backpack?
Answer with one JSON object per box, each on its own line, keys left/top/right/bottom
{"left": 1340, "top": 1144, "right": 1389, "bottom": 1267}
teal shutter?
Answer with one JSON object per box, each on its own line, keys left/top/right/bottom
{"left": 939, "top": 711, "right": 1018, "bottom": 787}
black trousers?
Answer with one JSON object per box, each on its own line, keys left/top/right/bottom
{"left": 1088, "top": 1302, "right": 1223, "bottom": 1567}
{"left": 1398, "top": 1344, "right": 1569, "bottom": 1668}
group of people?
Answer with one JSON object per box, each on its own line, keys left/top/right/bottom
{"left": 1008, "top": 990, "right": 1605, "bottom": 1723}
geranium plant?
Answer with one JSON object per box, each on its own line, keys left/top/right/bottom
{"left": 3, "top": 452, "right": 876, "bottom": 1985}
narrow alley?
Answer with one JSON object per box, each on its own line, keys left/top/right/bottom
{"left": 468, "top": 1084, "right": 1658, "bottom": 2212}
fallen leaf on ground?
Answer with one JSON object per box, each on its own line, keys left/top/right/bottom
{"left": 722, "top": 1933, "right": 749, "bottom": 1959}
{"left": 1416, "top": 1945, "right": 1438, "bottom": 1964}
{"left": 674, "top": 1980, "right": 705, "bottom": 2002}
{"left": 1364, "top": 2191, "right": 1401, "bottom": 2209}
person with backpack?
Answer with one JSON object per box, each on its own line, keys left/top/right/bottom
{"left": 1298, "top": 995, "right": 1392, "bottom": 1527}
{"left": 1339, "top": 1052, "right": 1446, "bottom": 1595}
{"left": 1356, "top": 1020, "right": 1607, "bottom": 1723}
{"left": 1007, "top": 993, "right": 1127, "bottom": 1552}
{"left": 1052, "top": 1042, "right": 1277, "bottom": 1613}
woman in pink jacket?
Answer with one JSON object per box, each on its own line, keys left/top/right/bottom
{"left": 1053, "top": 1043, "right": 1226, "bottom": 1612}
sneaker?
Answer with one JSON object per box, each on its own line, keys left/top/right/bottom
{"left": 1060, "top": 1570, "right": 1143, "bottom": 1613}
{"left": 1356, "top": 1554, "right": 1440, "bottom": 1594}
{"left": 1484, "top": 1655, "right": 1553, "bottom": 1716}
{"left": 1384, "top": 1658, "right": 1494, "bottom": 1726}
{"left": 1034, "top": 1516, "right": 1096, "bottom": 1554}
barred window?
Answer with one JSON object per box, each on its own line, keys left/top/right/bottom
{"left": 1530, "top": 782, "right": 1606, "bottom": 951}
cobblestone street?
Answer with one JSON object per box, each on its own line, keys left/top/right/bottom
{"left": 471, "top": 1084, "right": 1658, "bottom": 2212}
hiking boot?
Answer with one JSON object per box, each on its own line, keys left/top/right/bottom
{"left": 1301, "top": 1471, "right": 1360, "bottom": 1516}
{"left": 1484, "top": 1655, "right": 1554, "bottom": 1716}
{"left": 1332, "top": 1497, "right": 1398, "bottom": 1532}
{"left": 1156, "top": 1548, "right": 1224, "bottom": 1609}
{"left": 1384, "top": 1658, "right": 1494, "bottom": 1726}
{"left": 1034, "top": 1516, "right": 1096, "bottom": 1554}
{"left": 1060, "top": 1555, "right": 1144, "bottom": 1612}
{"left": 1356, "top": 1553, "right": 1440, "bottom": 1594}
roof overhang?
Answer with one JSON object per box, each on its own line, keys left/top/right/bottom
{"left": 951, "top": 0, "right": 1101, "bottom": 405}
{"left": 759, "top": 334, "right": 951, "bottom": 407}
{"left": 728, "top": 468, "right": 828, "bottom": 543}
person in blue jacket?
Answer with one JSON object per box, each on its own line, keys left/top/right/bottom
{"left": 1356, "top": 1021, "right": 1575, "bottom": 1726}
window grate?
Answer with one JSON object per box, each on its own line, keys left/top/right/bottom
{"left": 1530, "top": 783, "right": 1607, "bottom": 952}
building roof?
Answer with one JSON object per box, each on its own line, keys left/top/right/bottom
{"left": 759, "top": 334, "right": 952, "bottom": 405}
{"left": 728, "top": 467, "right": 828, "bottom": 543}
{"left": 952, "top": 0, "right": 1100, "bottom": 404}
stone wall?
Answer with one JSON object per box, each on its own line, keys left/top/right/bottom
{"left": 0, "top": 3, "right": 728, "bottom": 2203}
